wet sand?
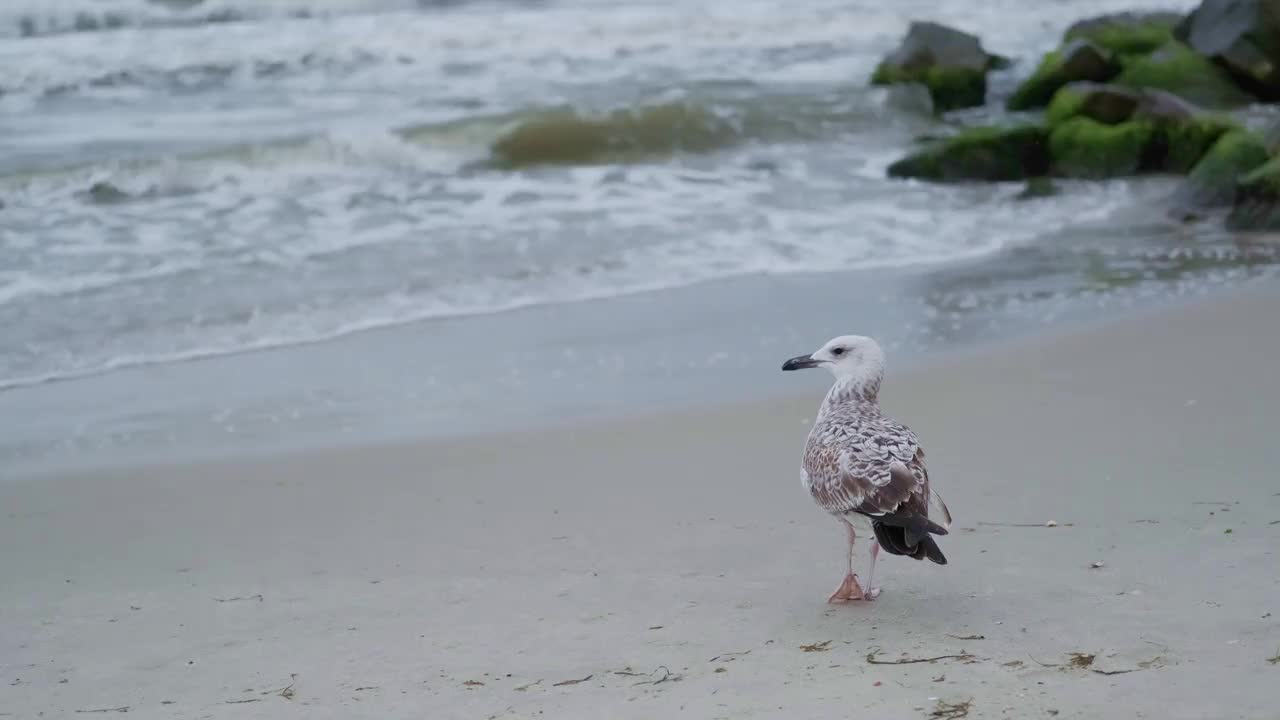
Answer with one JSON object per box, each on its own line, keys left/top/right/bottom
{"left": 3, "top": 285, "right": 1279, "bottom": 719}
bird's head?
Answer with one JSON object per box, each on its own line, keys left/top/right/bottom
{"left": 781, "top": 335, "right": 886, "bottom": 385}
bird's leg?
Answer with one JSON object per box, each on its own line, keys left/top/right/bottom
{"left": 863, "top": 540, "right": 882, "bottom": 601}
{"left": 827, "top": 519, "right": 865, "bottom": 603}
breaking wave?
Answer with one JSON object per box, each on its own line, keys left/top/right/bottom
{"left": 2, "top": 88, "right": 916, "bottom": 189}
{"left": 468, "top": 91, "right": 915, "bottom": 168}
{"left": 0, "top": 0, "right": 504, "bottom": 39}
{"left": 487, "top": 103, "right": 744, "bottom": 168}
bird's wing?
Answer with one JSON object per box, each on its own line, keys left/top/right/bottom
{"left": 928, "top": 485, "right": 953, "bottom": 531}
{"left": 808, "top": 418, "right": 938, "bottom": 524}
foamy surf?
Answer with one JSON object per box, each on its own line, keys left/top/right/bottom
{"left": 0, "top": 168, "right": 1157, "bottom": 393}
{"left": 2, "top": 0, "right": 1254, "bottom": 402}
{"left": 0, "top": 0, "right": 432, "bottom": 39}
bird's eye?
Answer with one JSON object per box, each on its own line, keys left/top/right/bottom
{"left": 831, "top": 347, "right": 845, "bottom": 356}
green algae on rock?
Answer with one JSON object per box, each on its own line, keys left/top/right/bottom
{"left": 871, "top": 64, "right": 987, "bottom": 113}
{"left": 892, "top": 81, "right": 1243, "bottom": 184}
{"left": 1044, "top": 81, "right": 1239, "bottom": 175}
{"left": 886, "top": 125, "right": 1050, "bottom": 182}
{"left": 1172, "top": 129, "right": 1269, "bottom": 215}
{"left": 1228, "top": 157, "right": 1280, "bottom": 230}
{"left": 489, "top": 102, "right": 737, "bottom": 168}
{"left": 1157, "top": 115, "right": 1241, "bottom": 173}
{"left": 1045, "top": 82, "right": 1144, "bottom": 126}
{"left": 1114, "top": 42, "right": 1253, "bottom": 108}
{"left": 870, "top": 21, "right": 1004, "bottom": 112}
{"left": 1048, "top": 116, "right": 1157, "bottom": 178}
{"left": 1064, "top": 11, "right": 1183, "bottom": 56}
{"left": 1007, "top": 39, "right": 1120, "bottom": 111}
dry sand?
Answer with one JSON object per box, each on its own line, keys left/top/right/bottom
{"left": 3, "top": 287, "right": 1280, "bottom": 719}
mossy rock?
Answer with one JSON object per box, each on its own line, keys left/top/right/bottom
{"left": 887, "top": 125, "right": 1051, "bottom": 182}
{"left": 1171, "top": 129, "right": 1269, "bottom": 215}
{"left": 1007, "top": 39, "right": 1120, "bottom": 111}
{"left": 1157, "top": 115, "right": 1241, "bottom": 173}
{"left": 1176, "top": 0, "right": 1280, "bottom": 102}
{"left": 1237, "top": 157, "right": 1280, "bottom": 197}
{"left": 1064, "top": 11, "right": 1183, "bottom": 56}
{"left": 1046, "top": 84, "right": 1205, "bottom": 128}
{"left": 1114, "top": 42, "right": 1253, "bottom": 108}
{"left": 1228, "top": 157, "right": 1280, "bottom": 229}
{"left": 1131, "top": 88, "right": 1203, "bottom": 123}
{"left": 488, "top": 103, "right": 734, "bottom": 168}
{"left": 870, "top": 21, "right": 1003, "bottom": 112}
{"left": 1043, "top": 82, "right": 1240, "bottom": 175}
{"left": 1046, "top": 82, "right": 1144, "bottom": 126}
{"left": 871, "top": 64, "right": 986, "bottom": 113}
{"left": 1008, "top": 50, "right": 1067, "bottom": 112}
{"left": 1049, "top": 116, "right": 1157, "bottom": 178}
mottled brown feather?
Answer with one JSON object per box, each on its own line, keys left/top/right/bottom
{"left": 802, "top": 402, "right": 933, "bottom": 524}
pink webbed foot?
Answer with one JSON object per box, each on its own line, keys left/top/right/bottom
{"left": 827, "top": 573, "right": 866, "bottom": 603}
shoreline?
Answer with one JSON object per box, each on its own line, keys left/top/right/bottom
{"left": 18, "top": 275, "right": 1274, "bottom": 486}
{"left": 5, "top": 253, "right": 1272, "bottom": 482}
{"left": 4, "top": 278, "right": 1278, "bottom": 718}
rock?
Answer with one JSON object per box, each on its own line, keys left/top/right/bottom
{"left": 1007, "top": 39, "right": 1121, "bottom": 111}
{"left": 489, "top": 103, "right": 736, "bottom": 168}
{"left": 1048, "top": 116, "right": 1157, "bottom": 178}
{"left": 870, "top": 21, "right": 1005, "bottom": 112}
{"left": 1172, "top": 129, "right": 1269, "bottom": 215}
{"left": 1047, "top": 83, "right": 1209, "bottom": 127}
{"left": 1229, "top": 156, "right": 1280, "bottom": 229}
{"left": 1016, "top": 176, "right": 1059, "bottom": 199}
{"left": 1114, "top": 41, "right": 1254, "bottom": 107}
{"left": 886, "top": 125, "right": 1051, "bottom": 181}
{"left": 1175, "top": 0, "right": 1280, "bottom": 101}
{"left": 1046, "top": 82, "right": 1145, "bottom": 125}
{"left": 1156, "top": 114, "right": 1241, "bottom": 173}
{"left": 1131, "top": 88, "right": 1204, "bottom": 122}
{"left": 1065, "top": 11, "right": 1184, "bottom": 55}
{"left": 1046, "top": 82, "right": 1237, "bottom": 173}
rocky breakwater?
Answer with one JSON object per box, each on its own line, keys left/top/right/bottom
{"left": 870, "top": 21, "right": 1009, "bottom": 113}
{"left": 875, "top": 2, "right": 1280, "bottom": 230}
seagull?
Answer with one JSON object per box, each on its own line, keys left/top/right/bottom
{"left": 782, "top": 335, "right": 951, "bottom": 602}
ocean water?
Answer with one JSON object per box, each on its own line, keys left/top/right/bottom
{"left": 3, "top": 0, "right": 1279, "bottom": 475}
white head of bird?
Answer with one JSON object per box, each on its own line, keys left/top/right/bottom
{"left": 781, "top": 334, "right": 886, "bottom": 400}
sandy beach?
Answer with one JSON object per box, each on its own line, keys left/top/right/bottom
{"left": 9, "top": 1, "right": 1280, "bottom": 717}
{"left": 2, "top": 284, "right": 1278, "bottom": 719}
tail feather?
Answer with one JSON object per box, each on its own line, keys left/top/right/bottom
{"left": 872, "top": 520, "right": 911, "bottom": 556}
{"left": 917, "top": 534, "right": 947, "bottom": 565}
{"left": 903, "top": 525, "right": 926, "bottom": 547}
{"left": 872, "top": 515, "right": 948, "bottom": 566}
{"left": 880, "top": 511, "right": 949, "bottom": 538}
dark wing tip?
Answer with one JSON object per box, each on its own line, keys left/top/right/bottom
{"left": 920, "top": 536, "right": 947, "bottom": 565}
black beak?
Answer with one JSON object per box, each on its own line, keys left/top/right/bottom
{"left": 781, "top": 354, "right": 820, "bottom": 371}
